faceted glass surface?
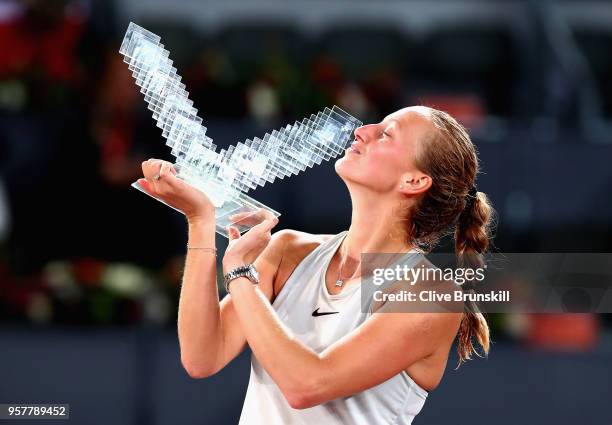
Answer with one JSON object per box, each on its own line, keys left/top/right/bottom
{"left": 121, "top": 22, "right": 361, "bottom": 237}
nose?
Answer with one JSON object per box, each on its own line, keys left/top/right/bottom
{"left": 354, "top": 124, "right": 378, "bottom": 144}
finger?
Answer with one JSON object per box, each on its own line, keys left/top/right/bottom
{"left": 230, "top": 209, "right": 267, "bottom": 220}
{"left": 263, "top": 216, "right": 279, "bottom": 232}
{"left": 159, "top": 161, "right": 175, "bottom": 178}
{"left": 151, "top": 160, "right": 174, "bottom": 193}
{"left": 249, "top": 215, "right": 279, "bottom": 236}
{"left": 141, "top": 160, "right": 152, "bottom": 179}
{"left": 227, "top": 226, "right": 241, "bottom": 241}
{"left": 142, "top": 158, "right": 154, "bottom": 177}
{"left": 229, "top": 211, "right": 252, "bottom": 221}
{"left": 229, "top": 211, "right": 265, "bottom": 227}
{"left": 147, "top": 159, "right": 163, "bottom": 193}
{"left": 254, "top": 209, "right": 275, "bottom": 224}
{"left": 257, "top": 209, "right": 276, "bottom": 222}
{"left": 156, "top": 162, "right": 176, "bottom": 189}
{"left": 141, "top": 158, "right": 162, "bottom": 180}
{"left": 158, "top": 161, "right": 168, "bottom": 177}
{"left": 137, "top": 178, "right": 153, "bottom": 195}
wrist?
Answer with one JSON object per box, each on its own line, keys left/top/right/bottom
{"left": 188, "top": 220, "right": 215, "bottom": 247}
{"left": 188, "top": 220, "right": 214, "bottom": 233}
{"left": 227, "top": 276, "right": 253, "bottom": 294}
{"left": 223, "top": 264, "right": 259, "bottom": 293}
{"left": 187, "top": 206, "right": 215, "bottom": 226}
{"left": 222, "top": 256, "right": 248, "bottom": 274}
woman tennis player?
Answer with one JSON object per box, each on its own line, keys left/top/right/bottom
{"left": 138, "top": 106, "right": 494, "bottom": 424}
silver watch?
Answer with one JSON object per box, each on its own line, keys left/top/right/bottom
{"left": 223, "top": 264, "right": 259, "bottom": 293}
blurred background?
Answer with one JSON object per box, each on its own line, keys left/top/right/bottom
{"left": 0, "top": 0, "right": 611, "bottom": 423}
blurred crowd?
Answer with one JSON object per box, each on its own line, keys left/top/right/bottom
{"left": 0, "top": 0, "right": 609, "bottom": 348}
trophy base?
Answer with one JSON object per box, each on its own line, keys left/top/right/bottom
{"left": 131, "top": 180, "right": 280, "bottom": 238}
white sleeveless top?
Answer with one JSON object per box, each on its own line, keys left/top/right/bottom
{"left": 238, "top": 231, "right": 428, "bottom": 425}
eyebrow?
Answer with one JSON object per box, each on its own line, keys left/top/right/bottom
{"left": 384, "top": 119, "right": 400, "bottom": 132}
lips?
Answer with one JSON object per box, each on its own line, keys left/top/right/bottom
{"left": 349, "top": 141, "right": 362, "bottom": 154}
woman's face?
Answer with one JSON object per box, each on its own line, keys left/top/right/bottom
{"left": 335, "top": 106, "right": 434, "bottom": 194}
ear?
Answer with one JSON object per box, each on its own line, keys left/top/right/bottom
{"left": 398, "top": 172, "right": 432, "bottom": 196}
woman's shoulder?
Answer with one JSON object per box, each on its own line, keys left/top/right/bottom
{"left": 272, "top": 229, "right": 336, "bottom": 262}
{"left": 273, "top": 229, "right": 335, "bottom": 246}
{"left": 270, "top": 230, "right": 337, "bottom": 296}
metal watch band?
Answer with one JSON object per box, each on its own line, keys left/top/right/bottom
{"left": 223, "top": 264, "right": 259, "bottom": 293}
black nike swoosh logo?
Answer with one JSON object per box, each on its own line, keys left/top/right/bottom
{"left": 312, "top": 308, "right": 339, "bottom": 317}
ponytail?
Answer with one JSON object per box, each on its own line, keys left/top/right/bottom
{"left": 407, "top": 106, "right": 497, "bottom": 366}
{"left": 454, "top": 191, "right": 494, "bottom": 365}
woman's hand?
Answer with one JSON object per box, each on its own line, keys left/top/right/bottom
{"left": 138, "top": 159, "right": 215, "bottom": 224}
{"left": 223, "top": 211, "right": 279, "bottom": 272}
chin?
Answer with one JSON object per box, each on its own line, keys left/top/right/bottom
{"left": 335, "top": 157, "right": 393, "bottom": 194}
{"left": 334, "top": 156, "right": 349, "bottom": 178}
{"left": 335, "top": 156, "right": 361, "bottom": 185}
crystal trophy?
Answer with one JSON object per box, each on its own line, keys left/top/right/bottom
{"left": 120, "top": 22, "right": 362, "bottom": 237}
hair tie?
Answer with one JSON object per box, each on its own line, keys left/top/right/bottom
{"left": 464, "top": 185, "right": 478, "bottom": 210}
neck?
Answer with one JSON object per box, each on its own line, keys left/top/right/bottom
{"left": 342, "top": 186, "right": 414, "bottom": 261}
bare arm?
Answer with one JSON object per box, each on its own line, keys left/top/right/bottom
{"left": 176, "top": 218, "right": 220, "bottom": 378}
{"left": 218, "top": 218, "right": 463, "bottom": 409}
{"left": 226, "top": 276, "right": 461, "bottom": 409}
{"left": 138, "top": 158, "right": 286, "bottom": 378}
{"left": 178, "top": 219, "right": 287, "bottom": 378}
